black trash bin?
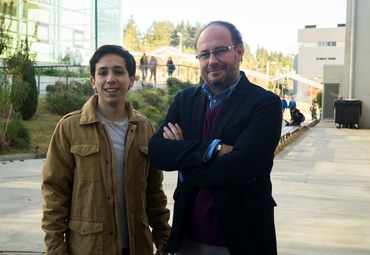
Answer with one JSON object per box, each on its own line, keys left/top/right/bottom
{"left": 334, "top": 99, "right": 362, "bottom": 129}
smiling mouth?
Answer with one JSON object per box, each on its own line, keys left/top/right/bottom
{"left": 104, "top": 88, "right": 120, "bottom": 92}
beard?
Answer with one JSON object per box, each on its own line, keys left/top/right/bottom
{"left": 207, "top": 76, "right": 230, "bottom": 92}
{"left": 205, "top": 65, "right": 239, "bottom": 93}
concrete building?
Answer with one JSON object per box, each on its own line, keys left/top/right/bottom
{"left": 342, "top": 0, "right": 370, "bottom": 128}
{"left": 297, "top": 24, "right": 345, "bottom": 104}
{"left": 0, "top": 0, "right": 122, "bottom": 65}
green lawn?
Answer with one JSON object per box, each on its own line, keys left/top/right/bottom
{"left": 20, "top": 97, "right": 61, "bottom": 156}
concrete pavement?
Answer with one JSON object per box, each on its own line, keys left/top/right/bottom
{"left": 273, "top": 120, "right": 370, "bottom": 254}
{"left": 0, "top": 119, "right": 370, "bottom": 254}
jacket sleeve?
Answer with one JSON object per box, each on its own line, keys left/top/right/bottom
{"left": 41, "top": 120, "right": 74, "bottom": 254}
{"left": 148, "top": 91, "right": 213, "bottom": 171}
{"left": 146, "top": 165, "right": 171, "bottom": 247}
{"left": 181, "top": 93, "right": 282, "bottom": 188}
{"left": 149, "top": 86, "right": 282, "bottom": 189}
{"left": 144, "top": 121, "right": 171, "bottom": 247}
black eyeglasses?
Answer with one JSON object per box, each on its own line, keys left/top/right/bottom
{"left": 195, "top": 45, "right": 235, "bottom": 61}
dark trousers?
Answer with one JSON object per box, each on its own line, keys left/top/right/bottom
{"left": 122, "top": 247, "right": 130, "bottom": 255}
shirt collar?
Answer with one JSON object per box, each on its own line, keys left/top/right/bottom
{"left": 201, "top": 74, "right": 241, "bottom": 110}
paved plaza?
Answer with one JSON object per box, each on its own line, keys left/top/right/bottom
{"left": 0, "top": 119, "right": 369, "bottom": 254}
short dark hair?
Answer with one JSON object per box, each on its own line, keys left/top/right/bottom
{"left": 194, "top": 20, "right": 244, "bottom": 51}
{"left": 89, "top": 45, "right": 136, "bottom": 77}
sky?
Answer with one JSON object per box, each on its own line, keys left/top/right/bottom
{"left": 121, "top": 0, "right": 347, "bottom": 55}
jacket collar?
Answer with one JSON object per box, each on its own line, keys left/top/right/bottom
{"left": 79, "top": 95, "right": 142, "bottom": 125}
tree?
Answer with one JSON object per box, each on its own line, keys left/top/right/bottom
{"left": 144, "top": 21, "right": 174, "bottom": 51}
{"left": 123, "top": 16, "right": 140, "bottom": 51}
{"left": 7, "top": 38, "right": 38, "bottom": 120}
{"left": 0, "top": 1, "right": 38, "bottom": 151}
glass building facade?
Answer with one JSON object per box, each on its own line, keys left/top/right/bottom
{"left": 1, "top": 0, "right": 122, "bottom": 65}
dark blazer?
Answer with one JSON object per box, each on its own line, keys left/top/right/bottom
{"left": 148, "top": 72, "right": 282, "bottom": 254}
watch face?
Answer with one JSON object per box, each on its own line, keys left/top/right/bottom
{"left": 216, "top": 144, "right": 222, "bottom": 154}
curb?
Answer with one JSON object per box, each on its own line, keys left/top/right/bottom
{"left": 275, "top": 119, "right": 319, "bottom": 154}
{"left": 0, "top": 153, "right": 45, "bottom": 162}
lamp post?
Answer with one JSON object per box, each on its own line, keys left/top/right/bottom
{"left": 176, "top": 32, "right": 182, "bottom": 78}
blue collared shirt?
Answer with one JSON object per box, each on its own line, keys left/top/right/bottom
{"left": 201, "top": 75, "right": 241, "bottom": 110}
{"left": 200, "top": 74, "right": 241, "bottom": 163}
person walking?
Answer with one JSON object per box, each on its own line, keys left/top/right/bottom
{"left": 166, "top": 57, "right": 175, "bottom": 78}
{"left": 140, "top": 53, "right": 148, "bottom": 87}
{"left": 41, "top": 45, "right": 170, "bottom": 255}
{"left": 148, "top": 21, "right": 281, "bottom": 255}
{"left": 149, "top": 55, "right": 158, "bottom": 85}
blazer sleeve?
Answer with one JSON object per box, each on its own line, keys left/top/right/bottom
{"left": 148, "top": 90, "right": 213, "bottom": 171}
{"left": 181, "top": 92, "right": 282, "bottom": 188}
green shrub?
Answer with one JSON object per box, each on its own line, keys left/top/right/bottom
{"left": 7, "top": 40, "right": 38, "bottom": 120}
{"left": 46, "top": 80, "right": 92, "bottom": 95}
{"left": 6, "top": 117, "right": 31, "bottom": 149}
{"left": 46, "top": 92, "right": 88, "bottom": 115}
{"left": 69, "top": 80, "right": 94, "bottom": 95}
{"left": 37, "top": 67, "right": 90, "bottom": 78}
{"left": 166, "top": 77, "right": 181, "bottom": 87}
{"left": 45, "top": 80, "right": 93, "bottom": 115}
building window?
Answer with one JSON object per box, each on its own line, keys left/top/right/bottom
{"left": 317, "top": 41, "right": 337, "bottom": 47}
{"left": 36, "top": 23, "right": 49, "bottom": 43}
{"left": 316, "top": 57, "right": 336, "bottom": 61}
{"left": 73, "top": 30, "right": 84, "bottom": 47}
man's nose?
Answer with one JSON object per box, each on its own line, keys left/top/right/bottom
{"left": 106, "top": 71, "right": 115, "bottom": 82}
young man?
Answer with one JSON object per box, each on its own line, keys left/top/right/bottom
{"left": 42, "top": 45, "right": 170, "bottom": 255}
{"left": 148, "top": 21, "right": 281, "bottom": 255}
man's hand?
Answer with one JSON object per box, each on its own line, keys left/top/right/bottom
{"left": 155, "top": 244, "right": 168, "bottom": 255}
{"left": 218, "top": 144, "right": 233, "bottom": 156}
{"left": 163, "top": 122, "right": 183, "bottom": 140}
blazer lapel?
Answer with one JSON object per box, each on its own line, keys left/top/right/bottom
{"left": 212, "top": 74, "right": 251, "bottom": 137}
{"left": 191, "top": 88, "right": 208, "bottom": 139}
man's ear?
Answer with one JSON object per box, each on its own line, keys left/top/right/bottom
{"left": 128, "top": 76, "right": 135, "bottom": 91}
{"left": 90, "top": 76, "right": 95, "bottom": 87}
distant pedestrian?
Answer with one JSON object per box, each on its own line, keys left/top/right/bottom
{"left": 285, "top": 107, "right": 305, "bottom": 126}
{"left": 288, "top": 96, "right": 296, "bottom": 117}
{"left": 310, "top": 100, "right": 318, "bottom": 120}
{"left": 166, "top": 57, "right": 175, "bottom": 78}
{"left": 140, "top": 53, "right": 148, "bottom": 86}
{"left": 281, "top": 95, "right": 288, "bottom": 115}
{"left": 149, "top": 56, "right": 158, "bottom": 85}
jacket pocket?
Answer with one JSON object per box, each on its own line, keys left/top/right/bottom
{"left": 70, "top": 144, "right": 100, "bottom": 180}
{"left": 67, "top": 219, "right": 103, "bottom": 254}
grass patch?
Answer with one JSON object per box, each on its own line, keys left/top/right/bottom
{"left": 21, "top": 97, "right": 61, "bottom": 155}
